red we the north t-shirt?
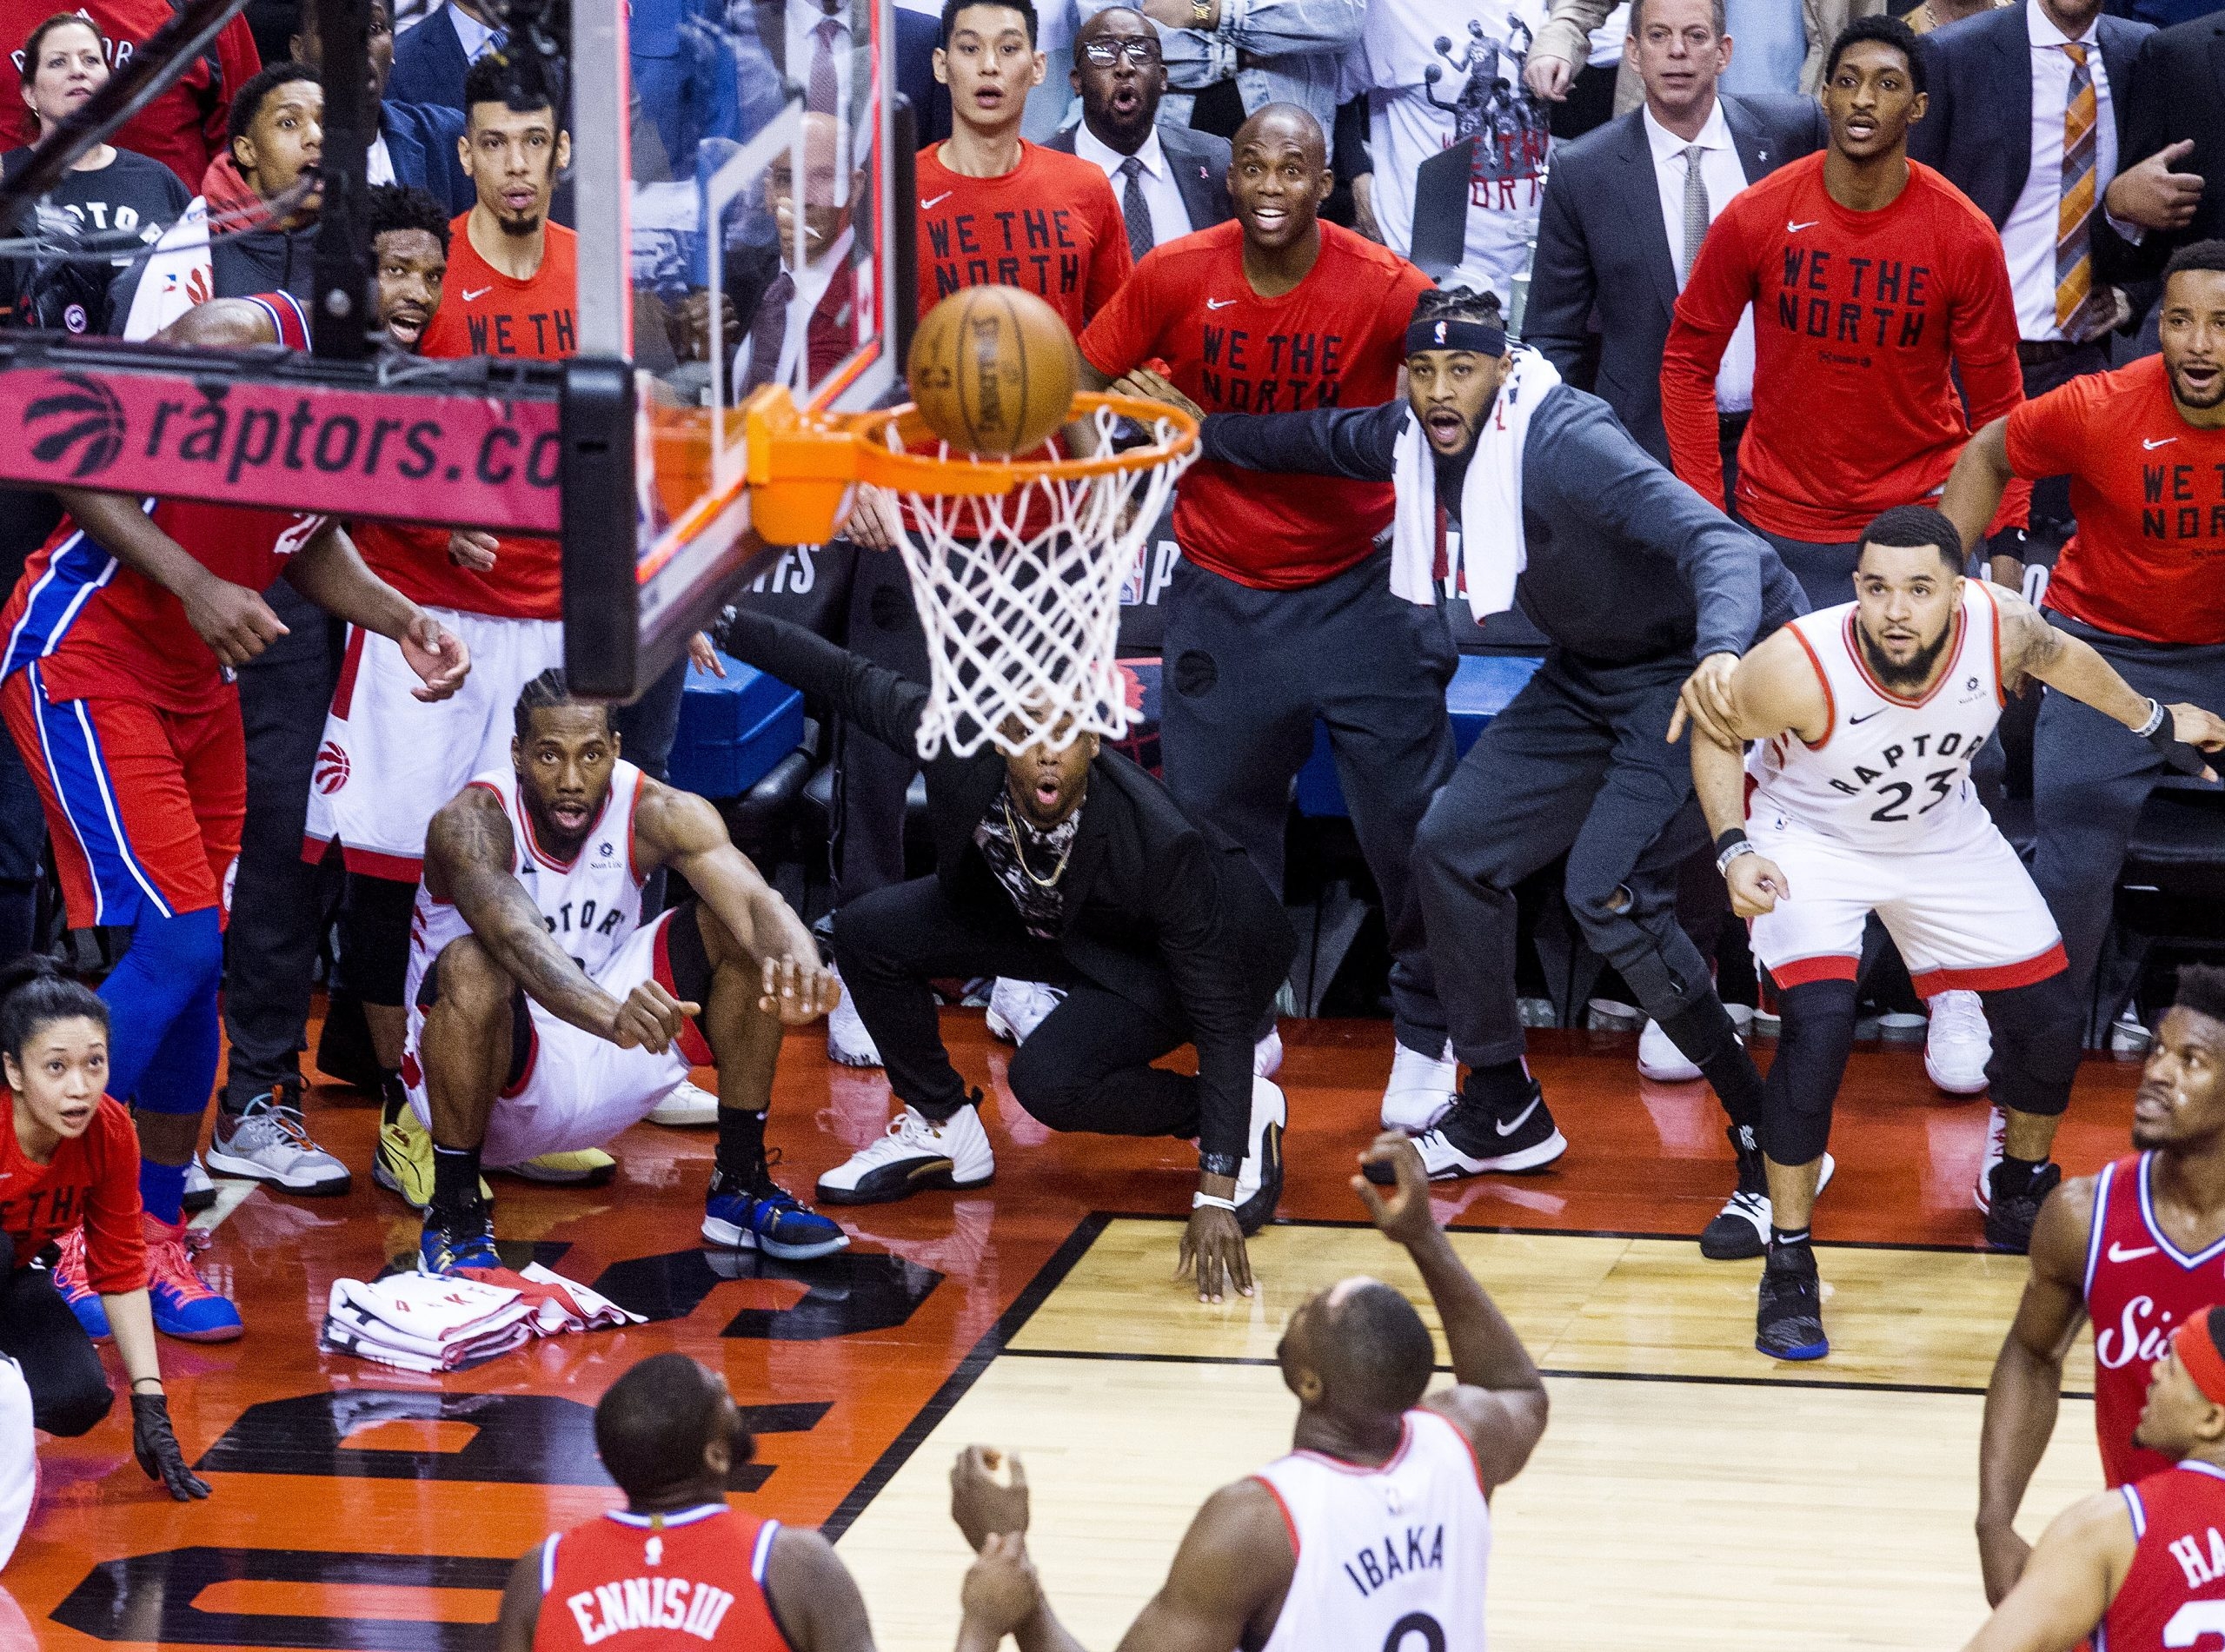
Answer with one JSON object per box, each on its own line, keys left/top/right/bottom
{"left": 2007, "top": 355, "right": 2225, "bottom": 646}
{"left": 0, "top": 1096, "right": 145, "bottom": 1293}
{"left": 1662, "top": 152, "right": 2029, "bottom": 542}
{"left": 1080, "top": 221, "right": 1431, "bottom": 588}
{"left": 913, "top": 141, "right": 1132, "bottom": 334}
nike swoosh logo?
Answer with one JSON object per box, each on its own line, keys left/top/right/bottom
{"left": 1787, "top": 219, "right": 1819, "bottom": 232}
{"left": 1849, "top": 709, "right": 1885, "bottom": 724}
{"left": 462, "top": 285, "right": 493, "bottom": 301}
{"left": 1496, "top": 1098, "right": 1541, "bottom": 1137}
{"left": 2144, "top": 437, "right": 2179, "bottom": 449}
{"left": 1206, "top": 297, "right": 1237, "bottom": 309}
{"left": 920, "top": 192, "right": 953, "bottom": 209}
{"left": 2108, "top": 1243, "right": 2159, "bottom": 1263}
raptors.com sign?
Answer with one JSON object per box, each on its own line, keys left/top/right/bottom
{"left": 0, "top": 366, "right": 561, "bottom": 534}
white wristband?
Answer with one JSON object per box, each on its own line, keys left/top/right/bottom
{"left": 1192, "top": 1192, "right": 1239, "bottom": 1212}
{"left": 2135, "top": 698, "right": 2168, "bottom": 740}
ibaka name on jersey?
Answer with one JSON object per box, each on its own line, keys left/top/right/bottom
{"left": 561, "top": 1575, "right": 737, "bottom": 1644}
{"left": 1342, "top": 1523, "right": 1449, "bottom": 1598}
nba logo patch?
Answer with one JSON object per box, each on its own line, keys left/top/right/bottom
{"left": 1121, "top": 560, "right": 1146, "bottom": 607}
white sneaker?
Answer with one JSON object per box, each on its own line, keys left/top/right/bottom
{"left": 2109, "top": 1008, "right": 2155, "bottom": 1054}
{"left": 1254, "top": 1026, "right": 1283, "bottom": 1079}
{"left": 1381, "top": 1040, "right": 1458, "bottom": 1134}
{"left": 649, "top": 1078, "right": 719, "bottom": 1126}
{"left": 1974, "top": 1104, "right": 2008, "bottom": 1214}
{"left": 815, "top": 1103, "right": 995, "bottom": 1204}
{"left": 1637, "top": 1019, "right": 1704, "bottom": 1083}
{"left": 827, "top": 965, "right": 883, "bottom": 1068}
{"left": 1232, "top": 1076, "right": 1288, "bottom": 1233}
{"left": 985, "top": 979, "right": 1064, "bottom": 1045}
{"left": 1925, "top": 990, "right": 1993, "bottom": 1096}
{"left": 207, "top": 1091, "right": 352, "bottom": 1194}
{"left": 181, "top": 1151, "right": 217, "bottom": 1215}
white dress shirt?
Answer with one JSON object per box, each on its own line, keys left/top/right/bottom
{"left": 447, "top": 3, "right": 501, "bottom": 62}
{"left": 366, "top": 133, "right": 395, "bottom": 187}
{"left": 1073, "top": 122, "right": 1194, "bottom": 249}
{"left": 2002, "top": 0, "right": 2120, "bottom": 342}
{"left": 1644, "top": 100, "right": 1755, "bottom": 413}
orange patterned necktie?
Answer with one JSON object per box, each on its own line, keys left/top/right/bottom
{"left": 2056, "top": 42, "right": 2111, "bottom": 342}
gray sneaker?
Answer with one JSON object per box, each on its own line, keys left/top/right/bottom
{"left": 208, "top": 1090, "right": 352, "bottom": 1196}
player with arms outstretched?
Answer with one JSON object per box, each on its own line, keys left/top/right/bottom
{"left": 407, "top": 673, "right": 844, "bottom": 1275}
{"left": 1686, "top": 506, "right": 2225, "bottom": 1359}
{"left": 1976, "top": 966, "right": 2225, "bottom": 1605}
{"left": 495, "top": 1352, "right": 876, "bottom": 1652}
{"left": 0, "top": 294, "right": 468, "bottom": 1342}
{"left": 1963, "top": 1304, "right": 2225, "bottom": 1652}
{"left": 946, "top": 1131, "right": 1547, "bottom": 1652}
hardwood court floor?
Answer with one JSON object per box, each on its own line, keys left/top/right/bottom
{"left": 0, "top": 1016, "right": 2147, "bottom": 1650}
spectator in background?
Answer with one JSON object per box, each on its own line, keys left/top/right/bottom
{"left": 0, "top": 0, "right": 262, "bottom": 190}
{"left": 292, "top": 0, "right": 474, "bottom": 214}
{"left": 1074, "top": 0, "right": 1359, "bottom": 161}
{"left": 1528, "top": 0, "right": 1824, "bottom": 470}
{"left": 1906, "top": 0, "right": 2012, "bottom": 35}
{"left": 1046, "top": 4, "right": 1233, "bottom": 255}
{"left": 2, "top": 14, "right": 190, "bottom": 336}
{"left": 2102, "top": 15, "right": 2224, "bottom": 281}
{"left": 1358, "top": 0, "right": 1553, "bottom": 300}
{"left": 1909, "top": 0, "right": 2153, "bottom": 533}
{"left": 386, "top": 0, "right": 503, "bottom": 111}
{"left": 1530, "top": 0, "right": 1881, "bottom": 113}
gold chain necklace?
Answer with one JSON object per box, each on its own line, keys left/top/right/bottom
{"left": 1002, "top": 789, "right": 1079, "bottom": 889}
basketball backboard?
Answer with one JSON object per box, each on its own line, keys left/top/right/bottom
{"left": 563, "top": 0, "right": 913, "bottom": 697}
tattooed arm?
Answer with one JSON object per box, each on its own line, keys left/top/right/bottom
{"left": 422, "top": 786, "right": 634, "bottom": 1041}
{"left": 1996, "top": 587, "right": 2225, "bottom": 772}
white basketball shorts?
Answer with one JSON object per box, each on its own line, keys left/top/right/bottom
{"left": 303, "top": 608, "right": 564, "bottom": 879}
{"left": 0, "top": 1354, "right": 32, "bottom": 1572}
{"left": 402, "top": 910, "right": 707, "bottom": 1166}
{"left": 1745, "top": 801, "right": 2067, "bottom": 997}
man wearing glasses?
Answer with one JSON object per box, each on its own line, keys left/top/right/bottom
{"left": 1047, "top": 5, "right": 1236, "bottom": 255}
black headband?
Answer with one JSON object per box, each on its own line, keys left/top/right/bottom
{"left": 1405, "top": 317, "right": 1505, "bottom": 357}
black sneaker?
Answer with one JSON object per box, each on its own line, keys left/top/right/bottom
{"left": 1414, "top": 1080, "right": 1567, "bottom": 1178}
{"left": 1700, "top": 1126, "right": 1770, "bottom": 1260}
{"left": 1983, "top": 1160, "right": 2062, "bottom": 1254}
{"left": 1756, "top": 1240, "right": 1829, "bottom": 1362}
{"left": 419, "top": 1201, "right": 501, "bottom": 1276}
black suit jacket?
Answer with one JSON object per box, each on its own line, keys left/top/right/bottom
{"left": 722, "top": 611, "right": 1293, "bottom": 1159}
{"left": 1043, "top": 122, "right": 1235, "bottom": 242}
{"left": 388, "top": 3, "right": 474, "bottom": 113}
{"left": 1527, "top": 94, "right": 1827, "bottom": 466}
{"left": 1910, "top": 6, "right": 2150, "bottom": 283}
{"left": 2109, "top": 12, "right": 2225, "bottom": 275}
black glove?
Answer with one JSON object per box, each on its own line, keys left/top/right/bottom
{"left": 130, "top": 1390, "right": 211, "bottom": 1501}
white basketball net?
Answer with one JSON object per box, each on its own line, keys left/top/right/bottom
{"left": 881, "top": 401, "right": 1196, "bottom": 760}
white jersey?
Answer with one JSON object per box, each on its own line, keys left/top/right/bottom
{"left": 408, "top": 760, "right": 649, "bottom": 1003}
{"left": 1748, "top": 582, "right": 2007, "bottom": 852}
{"left": 1254, "top": 1409, "right": 1491, "bottom": 1652}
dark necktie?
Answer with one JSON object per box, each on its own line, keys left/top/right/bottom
{"left": 1118, "top": 155, "right": 1153, "bottom": 265}
{"left": 744, "top": 269, "right": 795, "bottom": 395}
{"left": 808, "top": 18, "right": 841, "bottom": 115}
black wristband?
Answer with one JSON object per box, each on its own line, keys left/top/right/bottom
{"left": 1713, "top": 827, "right": 1750, "bottom": 857}
{"left": 2145, "top": 716, "right": 2212, "bottom": 779}
{"left": 1199, "top": 1152, "right": 1239, "bottom": 1179}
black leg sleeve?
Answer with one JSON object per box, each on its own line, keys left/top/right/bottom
{"left": 1981, "top": 973, "right": 2084, "bottom": 1119}
{"left": 340, "top": 871, "right": 419, "bottom": 1009}
{"left": 1763, "top": 979, "right": 1860, "bottom": 1167}
{"left": 0, "top": 1264, "right": 113, "bottom": 1437}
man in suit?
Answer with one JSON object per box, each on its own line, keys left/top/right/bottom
{"left": 1527, "top": 0, "right": 1826, "bottom": 472}
{"left": 387, "top": 0, "right": 501, "bottom": 112}
{"left": 1909, "top": 0, "right": 2152, "bottom": 428}
{"left": 291, "top": 1, "right": 474, "bottom": 214}
{"left": 720, "top": 607, "right": 1297, "bottom": 1306}
{"left": 2099, "top": 13, "right": 2221, "bottom": 278}
{"left": 1045, "top": 4, "right": 1234, "bottom": 256}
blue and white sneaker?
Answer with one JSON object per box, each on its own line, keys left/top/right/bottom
{"left": 702, "top": 1168, "right": 849, "bottom": 1260}
{"left": 419, "top": 1205, "right": 501, "bottom": 1276}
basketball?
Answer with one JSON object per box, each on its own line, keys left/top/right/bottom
{"left": 907, "top": 286, "right": 1080, "bottom": 456}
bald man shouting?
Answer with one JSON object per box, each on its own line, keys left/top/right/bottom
{"left": 1077, "top": 104, "right": 1460, "bottom": 1133}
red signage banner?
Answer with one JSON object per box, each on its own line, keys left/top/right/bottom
{"left": 0, "top": 363, "right": 562, "bottom": 533}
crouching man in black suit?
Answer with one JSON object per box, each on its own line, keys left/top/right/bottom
{"left": 721, "top": 609, "right": 1297, "bottom": 1304}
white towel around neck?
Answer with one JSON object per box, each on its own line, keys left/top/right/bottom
{"left": 1388, "top": 347, "right": 1562, "bottom": 622}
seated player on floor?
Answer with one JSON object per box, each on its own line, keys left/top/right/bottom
{"left": 719, "top": 608, "right": 1296, "bottom": 1305}
{"left": 1684, "top": 506, "right": 2225, "bottom": 1362}
{"left": 0, "top": 958, "right": 208, "bottom": 1505}
{"left": 1961, "top": 1306, "right": 2225, "bottom": 1651}
{"left": 493, "top": 1353, "right": 876, "bottom": 1652}
{"left": 406, "top": 672, "right": 843, "bottom": 1274}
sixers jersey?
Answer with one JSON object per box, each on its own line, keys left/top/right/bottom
{"left": 408, "top": 760, "right": 648, "bottom": 1005}
{"left": 533, "top": 1504, "right": 788, "bottom": 1650}
{"left": 2088, "top": 1155, "right": 2225, "bottom": 1488}
{"left": 2103, "top": 1463, "right": 2225, "bottom": 1652}
{"left": 1747, "top": 581, "right": 2007, "bottom": 852}
{"left": 1252, "top": 1409, "right": 1489, "bottom": 1652}
{"left": 0, "top": 293, "right": 324, "bottom": 712}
